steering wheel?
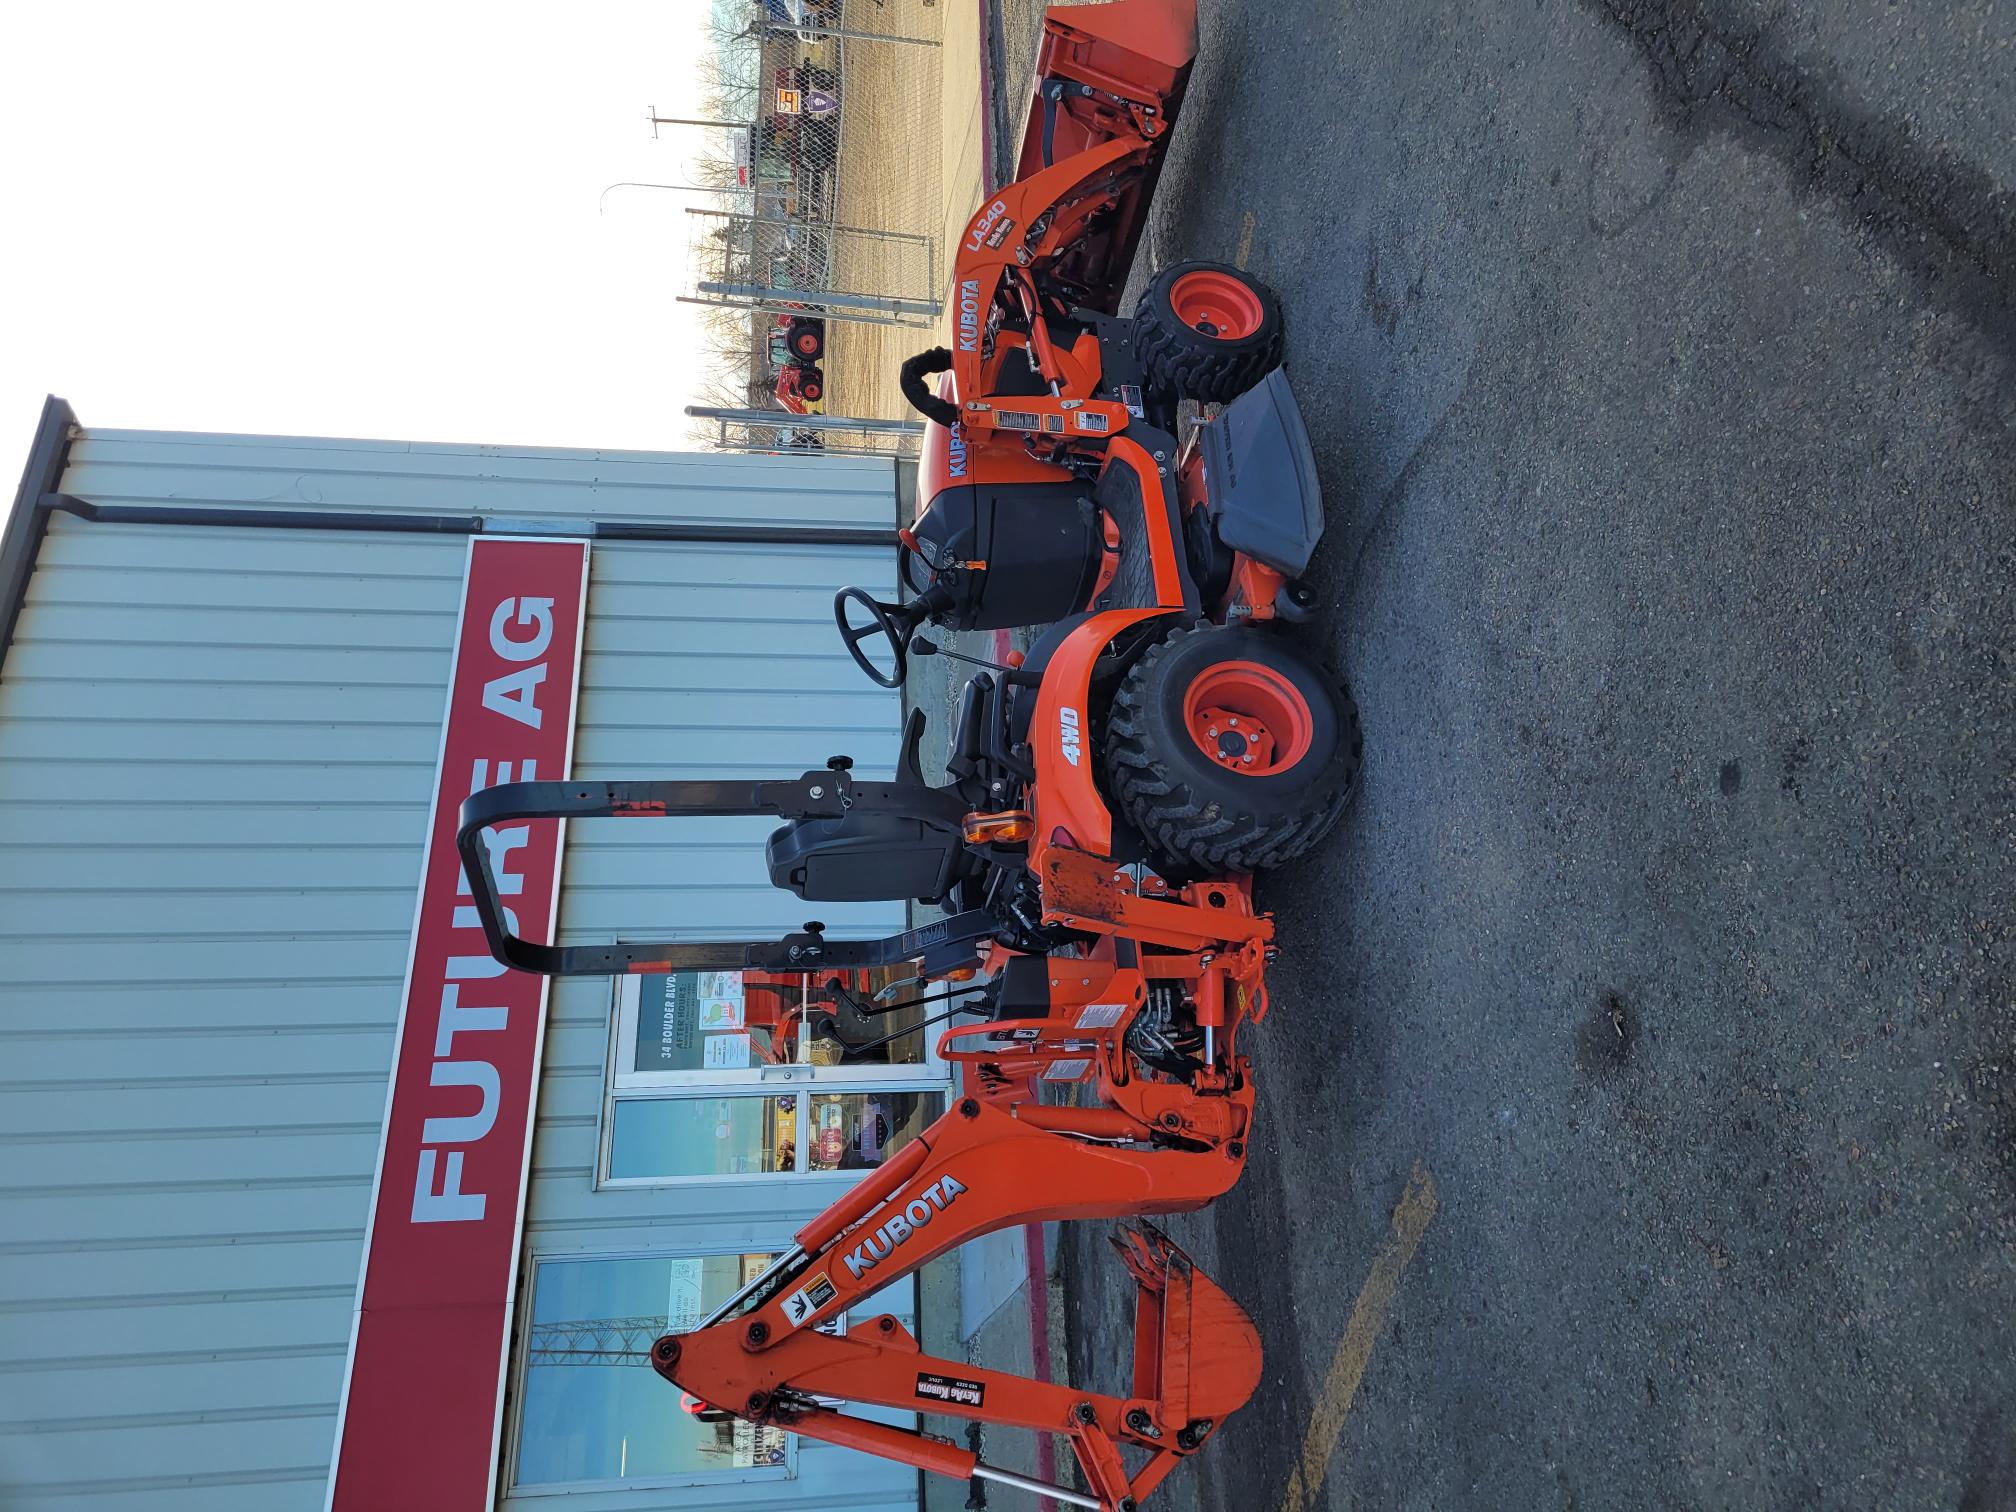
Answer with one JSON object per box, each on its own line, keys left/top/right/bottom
{"left": 834, "top": 587, "right": 912, "bottom": 688}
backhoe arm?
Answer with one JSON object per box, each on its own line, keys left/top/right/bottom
{"left": 654, "top": 1094, "right": 1260, "bottom": 1511}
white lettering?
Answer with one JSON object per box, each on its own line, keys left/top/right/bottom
{"left": 957, "top": 279, "right": 983, "bottom": 353}
{"left": 836, "top": 1175, "right": 967, "bottom": 1279}
{"left": 422, "top": 1058, "right": 500, "bottom": 1145}
{"left": 412, "top": 1149, "right": 484, "bottom": 1223}
{"left": 489, "top": 597, "right": 555, "bottom": 662}
{"left": 482, "top": 663, "right": 548, "bottom": 728}
{"left": 434, "top": 983, "right": 508, "bottom": 1058}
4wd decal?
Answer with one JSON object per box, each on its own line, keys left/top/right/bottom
{"left": 915, "top": 1372, "right": 986, "bottom": 1408}
{"left": 842, "top": 1174, "right": 967, "bottom": 1280}
{"left": 1059, "top": 706, "right": 1083, "bottom": 766}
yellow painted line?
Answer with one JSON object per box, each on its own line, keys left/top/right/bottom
{"left": 1279, "top": 1162, "right": 1439, "bottom": 1512}
{"left": 1234, "top": 210, "right": 1257, "bottom": 269}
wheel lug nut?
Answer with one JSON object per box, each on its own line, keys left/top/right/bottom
{"left": 1242, "top": 755, "right": 1253, "bottom": 765}
{"left": 1207, "top": 726, "right": 1218, "bottom": 737}
{"left": 1227, "top": 717, "right": 1238, "bottom": 726}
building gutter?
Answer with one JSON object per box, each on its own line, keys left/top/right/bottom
{"left": 0, "top": 396, "right": 78, "bottom": 674}
{"left": 0, "top": 394, "right": 900, "bottom": 676}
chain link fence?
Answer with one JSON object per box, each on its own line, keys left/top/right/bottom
{"left": 685, "top": 0, "right": 951, "bottom": 452}
{"left": 684, "top": 406, "right": 924, "bottom": 459}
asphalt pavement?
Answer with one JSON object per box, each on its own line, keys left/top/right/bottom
{"left": 1034, "top": 1, "right": 2016, "bottom": 1507}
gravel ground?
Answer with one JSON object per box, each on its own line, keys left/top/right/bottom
{"left": 1002, "top": 0, "right": 2016, "bottom": 1507}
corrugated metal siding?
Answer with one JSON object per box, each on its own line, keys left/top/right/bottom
{"left": 0, "top": 432, "right": 910, "bottom": 1510}
{"left": 505, "top": 535, "right": 915, "bottom": 1510}
{"left": 0, "top": 513, "right": 460, "bottom": 1512}
{"left": 60, "top": 430, "right": 897, "bottom": 530}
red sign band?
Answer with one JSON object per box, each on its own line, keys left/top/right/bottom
{"left": 328, "top": 536, "right": 590, "bottom": 1511}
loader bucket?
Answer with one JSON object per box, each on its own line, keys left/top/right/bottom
{"left": 1048, "top": 0, "right": 1198, "bottom": 87}
{"left": 1007, "top": 0, "right": 1204, "bottom": 305}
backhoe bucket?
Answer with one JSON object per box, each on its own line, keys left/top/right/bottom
{"left": 1113, "top": 1220, "right": 1263, "bottom": 1425}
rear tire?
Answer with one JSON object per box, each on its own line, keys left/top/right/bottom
{"left": 799, "top": 370, "right": 824, "bottom": 402}
{"left": 1133, "top": 261, "right": 1284, "bottom": 404}
{"left": 789, "top": 319, "right": 825, "bottom": 361}
{"left": 1103, "top": 623, "right": 1360, "bottom": 874}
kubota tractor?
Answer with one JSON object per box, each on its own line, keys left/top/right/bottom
{"left": 775, "top": 360, "right": 825, "bottom": 414}
{"left": 460, "top": 0, "right": 1358, "bottom": 1505}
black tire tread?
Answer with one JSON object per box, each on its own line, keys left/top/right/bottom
{"left": 1133, "top": 262, "right": 1285, "bottom": 404}
{"left": 1102, "top": 629, "right": 1361, "bottom": 874}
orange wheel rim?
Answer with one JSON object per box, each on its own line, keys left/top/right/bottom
{"left": 1182, "top": 660, "right": 1314, "bottom": 776}
{"left": 1169, "top": 271, "right": 1264, "bottom": 341}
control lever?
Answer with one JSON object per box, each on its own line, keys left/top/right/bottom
{"left": 912, "top": 637, "right": 1042, "bottom": 687}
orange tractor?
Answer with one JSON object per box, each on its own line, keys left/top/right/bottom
{"left": 460, "top": 0, "right": 1358, "bottom": 1506}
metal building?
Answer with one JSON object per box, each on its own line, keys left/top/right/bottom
{"left": 0, "top": 399, "right": 939, "bottom": 1512}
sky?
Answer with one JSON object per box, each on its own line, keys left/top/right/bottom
{"left": 0, "top": 0, "right": 732, "bottom": 479}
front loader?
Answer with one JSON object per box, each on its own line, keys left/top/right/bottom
{"left": 459, "top": 1, "right": 1361, "bottom": 1506}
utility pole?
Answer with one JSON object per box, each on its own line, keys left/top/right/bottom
{"left": 647, "top": 107, "right": 748, "bottom": 137}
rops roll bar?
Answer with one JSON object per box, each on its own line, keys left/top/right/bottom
{"left": 454, "top": 757, "right": 995, "bottom": 980}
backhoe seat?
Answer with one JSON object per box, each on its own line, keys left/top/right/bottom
{"left": 767, "top": 810, "right": 967, "bottom": 905}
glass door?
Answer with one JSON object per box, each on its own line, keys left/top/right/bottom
{"left": 602, "top": 967, "right": 953, "bottom": 1189}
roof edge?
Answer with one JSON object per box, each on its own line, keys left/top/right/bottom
{"left": 0, "top": 396, "right": 79, "bottom": 674}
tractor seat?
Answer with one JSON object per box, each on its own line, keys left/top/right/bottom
{"left": 1092, "top": 440, "right": 1201, "bottom": 615}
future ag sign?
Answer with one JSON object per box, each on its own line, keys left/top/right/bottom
{"left": 328, "top": 537, "right": 589, "bottom": 1512}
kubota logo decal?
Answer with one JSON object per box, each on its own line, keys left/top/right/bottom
{"left": 1059, "top": 706, "right": 1082, "bottom": 766}
{"left": 947, "top": 423, "right": 968, "bottom": 479}
{"left": 842, "top": 1175, "right": 967, "bottom": 1279}
{"left": 958, "top": 279, "right": 982, "bottom": 353}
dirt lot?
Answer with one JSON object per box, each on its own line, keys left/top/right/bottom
{"left": 822, "top": 0, "right": 952, "bottom": 421}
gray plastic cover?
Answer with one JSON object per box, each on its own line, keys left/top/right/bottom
{"left": 1197, "top": 368, "right": 1325, "bottom": 577}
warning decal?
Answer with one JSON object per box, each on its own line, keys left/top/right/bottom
{"left": 780, "top": 1271, "right": 838, "bottom": 1329}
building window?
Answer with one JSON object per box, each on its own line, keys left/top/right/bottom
{"left": 600, "top": 969, "right": 950, "bottom": 1188}
{"left": 512, "top": 1251, "right": 794, "bottom": 1490}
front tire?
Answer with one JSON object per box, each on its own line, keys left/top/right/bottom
{"left": 1133, "top": 261, "right": 1284, "bottom": 404}
{"left": 1103, "top": 624, "right": 1360, "bottom": 874}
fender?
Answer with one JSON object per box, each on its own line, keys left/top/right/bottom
{"left": 1028, "top": 607, "right": 1173, "bottom": 857}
